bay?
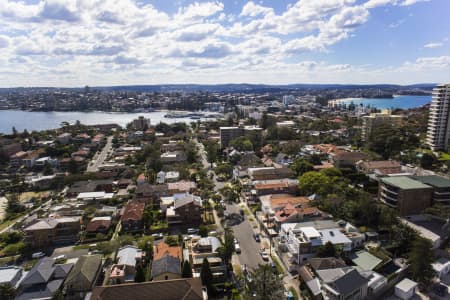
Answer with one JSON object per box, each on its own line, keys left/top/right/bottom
{"left": 329, "top": 95, "right": 431, "bottom": 110}
{"left": 0, "top": 110, "right": 220, "bottom": 134}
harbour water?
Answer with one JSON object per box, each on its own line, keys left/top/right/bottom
{"left": 329, "top": 95, "right": 431, "bottom": 110}
{"left": 0, "top": 110, "right": 220, "bottom": 134}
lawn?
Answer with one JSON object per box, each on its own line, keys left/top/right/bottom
{"left": 439, "top": 152, "right": 450, "bottom": 161}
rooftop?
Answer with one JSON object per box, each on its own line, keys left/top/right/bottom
{"left": 413, "top": 175, "right": 450, "bottom": 188}
{"left": 381, "top": 176, "right": 432, "bottom": 190}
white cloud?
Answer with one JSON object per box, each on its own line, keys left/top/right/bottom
{"left": 424, "top": 42, "right": 443, "bottom": 49}
{"left": 240, "top": 1, "right": 273, "bottom": 17}
{"left": 364, "top": 0, "right": 429, "bottom": 8}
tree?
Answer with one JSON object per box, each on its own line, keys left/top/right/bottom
{"left": 200, "top": 258, "right": 213, "bottom": 288}
{"left": 0, "top": 284, "right": 16, "bottom": 300}
{"left": 408, "top": 237, "right": 435, "bottom": 286}
{"left": 198, "top": 225, "right": 208, "bottom": 237}
{"left": 182, "top": 260, "right": 193, "bottom": 278}
{"left": 230, "top": 136, "right": 253, "bottom": 151}
{"left": 42, "top": 161, "right": 53, "bottom": 175}
{"left": 245, "top": 264, "right": 284, "bottom": 300}
{"left": 165, "top": 236, "right": 178, "bottom": 247}
{"left": 205, "top": 140, "right": 218, "bottom": 167}
{"left": 298, "top": 171, "right": 332, "bottom": 197}
{"left": 217, "top": 228, "right": 234, "bottom": 265}
{"left": 135, "top": 263, "right": 146, "bottom": 282}
{"left": 316, "top": 241, "right": 336, "bottom": 257}
{"left": 420, "top": 153, "right": 435, "bottom": 169}
{"left": 290, "top": 158, "right": 313, "bottom": 176}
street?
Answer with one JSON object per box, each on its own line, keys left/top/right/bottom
{"left": 227, "top": 202, "right": 265, "bottom": 270}
{"left": 86, "top": 136, "right": 113, "bottom": 172}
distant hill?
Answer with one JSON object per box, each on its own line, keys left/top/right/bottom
{"left": 0, "top": 83, "right": 437, "bottom": 93}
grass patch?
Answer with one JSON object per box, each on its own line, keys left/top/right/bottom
{"left": 0, "top": 214, "right": 24, "bottom": 231}
{"left": 0, "top": 255, "right": 20, "bottom": 265}
{"left": 73, "top": 244, "right": 91, "bottom": 250}
{"left": 439, "top": 152, "right": 450, "bottom": 161}
{"left": 271, "top": 255, "right": 284, "bottom": 274}
{"left": 368, "top": 247, "right": 391, "bottom": 263}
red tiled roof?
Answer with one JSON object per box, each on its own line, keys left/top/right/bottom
{"left": 121, "top": 201, "right": 145, "bottom": 221}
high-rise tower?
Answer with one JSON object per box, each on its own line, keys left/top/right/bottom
{"left": 426, "top": 84, "right": 450, "bottom": 151}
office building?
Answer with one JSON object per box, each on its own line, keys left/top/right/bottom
{"left": 426, "top": 84, "right": 450, "bottom": 151}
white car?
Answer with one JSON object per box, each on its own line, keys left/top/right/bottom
{"left": 32, "top": 252, "right": 45, "bottom": 259}
{"left": 259, "top": 248, "right": 269, "bottom": 261}
{"left": 234, "top": 243, "right": 241, "bottom": 254}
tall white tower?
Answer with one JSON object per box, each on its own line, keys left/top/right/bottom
{"left": 426, "top": 84, "right": 450, "bottom": 151}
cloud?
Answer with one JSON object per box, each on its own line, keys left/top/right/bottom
{"left": 424, "top": 42, "right": 443, "bottom": 49}
{"left": 240, "top": 1, "right": 273, "bottom": 17}
{"left": 176, "top": 1, "right": 224, "bottom": 21}
{"left": 186, "top": 43, "right": 234, "bottom": 58}
{"left": 364, "top": 0, "right": 430, "bottom": 8}
{"left": 389, "top": 19, "right": 406, "bottom": 28}
{"left": 38, "top": 0, "right": 80, "bottom": 22}
{"left": 176, "top": 24, "right": 219, "bottom": 42}
{"left": 0, "top": 35, "right": 10, "bottom": 48}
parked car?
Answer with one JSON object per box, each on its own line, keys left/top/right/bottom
{"left": 259, "top": 248, "right": 269, "bottom": 261}
{"left": 32, "top": 252, "right": 45, "bottom": 259}
{"left": 187, "top": 228, "right": 199, "bottom": 234}
{"left": 151, "top": 233, "right": 164, "bottom": 240}
{"left": 253, "top": 233, "right": 260, "bottom": 242}
{"left": 54, "top": 255, "right": 66, "bottom": 262}
{"left": 235, "top": 243, "right": 241, "bottom": 254}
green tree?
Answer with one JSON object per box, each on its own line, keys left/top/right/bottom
{"left": 205, "top": 140, "right": 218, "bottom": 167}
{"left": 217, "top": 228, "right": 234, "bottom": 264}
{"left": 316, "top": 241, "right": 337, "bottom": 257}
{"left": 135, "top": 263, "right": 146, "bottom": 282}
{"left": 320, "top": 167, "right": 342, "bottom": 177}
{"left": 182, "top": 260, "right": 193, "bottom": 278}
{"left": 245, "top": 264, "right": 284, "bottom": 300}
{"left": 200, "top": 258, "right": 213, "bottom": 288}
{"left": 0, "top": 284, "right": 16, "bottom": 300}
{"left": 165, "top": 236, "right": 178, "bottom": 247}
{"left": 408, "top": 237, "right": 435, "bottom": 286}
{"left": 298, "top": 171, "right": 332, "bottom": 197}
{"left": 230, "top": 136, "right": 253, "bottom": 151}
{"left": 290, "top": 158, "right": 313, "bottom": 176}
{"left": 198, "top": 225, "right": 208, "bottom": 237}
{"left": 42, "top": 161, "right": 54, "bottom": 175}
{"left": 138, "top": 236, "right": 153, "bottom": 258}
{"left": 420, "top": 153, "right": 435, "bottom": 169}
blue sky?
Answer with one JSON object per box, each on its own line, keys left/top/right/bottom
{"left": 0, "top": 0, "right": 449, "bottom": 87}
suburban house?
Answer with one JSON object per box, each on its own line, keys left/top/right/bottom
{"left": 110, "top": 246, "right": 143, "bottom": 284}
{"left": 0, "top": 266, "right": 26, "bottom": 288}
{"left": 160, "top": 151, "right": 187, "bottom": 164}
{"left": 280, "top": 221, "right": 353, "bottom": 263}
{"left": 153, "top": 242, "right": 182, "bottom": 261}
{"left": 66, "top": 180, "right": 114, "bottom": 198}
{"left": 151, "top": 255, "right": 182, "bottom": 281}
{"left": 120, "top": 201, "right": 145, "bottom": 233}
{"left": 64, "top": 255, "right": 103, "bottom": 300}
{"left": 331, "top": 151, "right": 369, "bottom": 168}
{"left": 16, "top": 257, "right": 73, "bottom": 300}
{"left": 253, "top": 179, "right": 299, "bottom": 196}
{"left": 23, "top": 216, "right": 81, "bottom": 248}
{"left": 167, "top": 181, "right": 197, "bottom": 195}
{"left": 247, "top": 166, "right": 295, "bottom": 181}
{"left": 356, "top": 160, "right": 402, "bottom": 176}
{"left": 90, "top": 278, "right": 205, "bottom": 300}
{"left": 135, "top": 183, "right": 168, "bottom": 204}
{"left": 165, "top": 193, "right": 202, "bottom": 226}
{"left": 315, "top": 267, "right": 369, "bottom": 300}
{"left": 260, "top": 194, "right": 325, "bottom": 230}
{"left": 187, "top": 236, "right": 225, "bottom": 280}
{"left": 86, "top": 216, "right": 112, "bottom": 235}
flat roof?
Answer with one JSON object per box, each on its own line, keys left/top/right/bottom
{"left": 350, "top": 250, "right": 382, "bottom": 271}
{"left": 396, "top": 278, "right": 417, "bottom": 292}
{"left": 413, "top": 175, "right": 450, "bottom": 188}
{"left": 381, "top": 176, "right": 431, "bottom": 190}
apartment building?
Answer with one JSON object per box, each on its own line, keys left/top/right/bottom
{"left": 361, "top": 110, "right": 402, "bottom": 142}
{"left": 426, "top": 83, "right": 450, "bottom": 151}
{"left": 219, "top": 125, "right": 262, "bottom": 148}
{"left": 23, "top": 216, "right": 81, "bottom": 248}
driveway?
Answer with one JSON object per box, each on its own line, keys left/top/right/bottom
{"left": 51, "top": 245, "right": 89, "bottom": 260}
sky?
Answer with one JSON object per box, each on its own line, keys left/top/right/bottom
{"left": 0, "top": 0, "right": 449, "bottom": 87}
